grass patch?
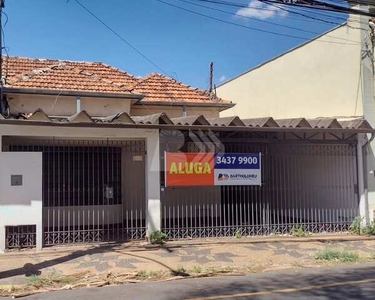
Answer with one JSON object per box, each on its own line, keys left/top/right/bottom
{"left": 135, "top": 270, "right": 148, "bottom": 279}
{"left": 290, "top": 225, "right": 308, "bottom": 237}
{"left": 171, "top": 265, "right": 189, "bottom": 277}
{"left": 27, "top": 273, "right": 75, "bottom": 288}
{"left": 315, "top": 249, "right": 359, "bottom": 263}
{"left": 191, "top": 266, "right": 202, "bottom": 274}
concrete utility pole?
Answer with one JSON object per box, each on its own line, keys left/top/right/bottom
{"left": 0, "top": 0, "right": 5, "bottom": 115}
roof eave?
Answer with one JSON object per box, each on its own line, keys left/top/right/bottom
{"left": 134, "top": 100, "right": 235, "bottom": 109}
{"left": 0, "top": 119, "right": 374, "bottom": 134}
{"left": 3, "top": 87, "right": 145, "bottom": 100}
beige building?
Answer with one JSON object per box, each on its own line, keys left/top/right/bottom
{"left": 217, "top": 10, "right": 375, "bottom": 224}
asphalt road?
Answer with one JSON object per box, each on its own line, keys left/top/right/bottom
{"left": 4, "top": 263, "right": 375, "bottom": 300}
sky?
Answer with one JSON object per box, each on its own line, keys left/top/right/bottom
{"left": 3, "top": 0, "right": 348, "bottom": 89}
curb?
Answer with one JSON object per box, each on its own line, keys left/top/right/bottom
{"left": 1, "top": 235, "right": 375, "bottom": 259}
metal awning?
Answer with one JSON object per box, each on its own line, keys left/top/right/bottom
{"left": 0, "top": 109, "right": 374, "bottom": 134}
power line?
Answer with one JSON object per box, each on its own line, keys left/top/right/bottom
{"left": 69, "top": 0, "right": 171, "bottom": 76}
{"left": 156, "top": 0, "right": 360, "bottom": 44}
{"left": 194, "top": 0, "right": 369, "bottom": 26}
{"left": 194, "top": 0, "right": 345, "bottom": 25}
{"left": 178, "top": 0, "right": 360, "bottom": 43}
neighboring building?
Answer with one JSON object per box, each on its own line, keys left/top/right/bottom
{"left": 2, "top": 56, "right": 233, "bottom": 119}
{"left": 216, "top": 9, "right": 375, "bottom": 225}
{"left": 0, "top": 56, "right": 373, "bottom": 252}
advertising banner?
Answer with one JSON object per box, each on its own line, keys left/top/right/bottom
{"left": 164, "top": 152, "right": 261, "bottom": 187}
{"left": 214, "top": 153, "right": 261, "bottom": 186}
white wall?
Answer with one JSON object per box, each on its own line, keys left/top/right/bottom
{"left": 0, "top": 152, "right": 43, "bottom": 251}
{"left": 217, "top": 24, "right": 363, "bottom": 119}
{"left": 8, "top": 93, "right": 132, "bottom": 117}
{"left": 130, "top": 105, "right": 221, "bottom": 118}
{"left": 0, "top": 124, "right": 161, "bottom": 246}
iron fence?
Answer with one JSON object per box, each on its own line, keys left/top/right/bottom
{"left": 161, "top": 132, "right": 358, "bottom": 239}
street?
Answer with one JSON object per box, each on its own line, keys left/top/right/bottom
{"left": 4, "top": 262, "right": 375, "bottom": 300}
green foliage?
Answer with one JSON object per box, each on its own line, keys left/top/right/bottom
{"left": 171, "top": 265, "right": 189, "bottom": 277}
{"left": 148, "top": 230, "right": 167, "bottom": 245}
{"left": 27, "top": 275, "right": 42, "bottom": 285}
{"left": 234, "top": 230, "right": 242, "bottom": 239}
{"left": 191, "top": 266, "right": 202, "bottom": 274}
{"left": 349, "top": 217, "right": 375, "bottom": 236}
{"left": 349, "top": 216, "right": 362, "bottom": 235}
{"left": 135, "top": 270, "right": 148, "bottom": 278}
{"left": 290, "top": 225, "right": 308, "bottom": 237}
{"left": 361, "top": 222, "right": 375, "bottom": 236}
{"left": 315, "top": 249, "right": 359, "bottom": 263}
{"left": 340, "top": 251, "right": 359, "bottom": 263}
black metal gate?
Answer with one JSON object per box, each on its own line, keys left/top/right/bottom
{"left": 160, "top": 131, "right": 359, "bottom": 239}
{"left": 3, "top": 137, "right": 147, "bottom": 246}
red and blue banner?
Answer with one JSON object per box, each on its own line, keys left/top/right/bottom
{"left": 164, "top": 152, "right": 261, "bottom": 187}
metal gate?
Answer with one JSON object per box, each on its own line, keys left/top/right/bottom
{"left": 161, "top": 135, "right": 359, "bottom": 239}
{"left": 3, "top": 137, "right": 146, "bottom": 246}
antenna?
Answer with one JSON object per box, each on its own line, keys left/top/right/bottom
{"left": 209, "top": 62, "right": 213, "bottom": 94}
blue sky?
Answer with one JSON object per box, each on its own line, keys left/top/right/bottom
{"left": 4, "top": 0, "right": 347, "bottom": 89}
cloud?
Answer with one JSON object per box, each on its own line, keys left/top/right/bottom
{"left": 236, "top": 0, "right": 288, "bottom": 20}
{"left": 219, "top": 75, "right": 227, "bottom": 82}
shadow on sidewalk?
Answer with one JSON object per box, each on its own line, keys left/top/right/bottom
{"left": 0, "top": 243, "right": 184, "bottom": 280}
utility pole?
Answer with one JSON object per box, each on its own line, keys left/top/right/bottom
{"left": 209, "top": 62, "right": 213, "bottom": 95}
{"left": 0, "top": 0, "right": 5, "bottom": 115}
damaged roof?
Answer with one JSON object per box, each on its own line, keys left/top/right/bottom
{"left": 3, "top": 56, "right": 231, "bottom": 106}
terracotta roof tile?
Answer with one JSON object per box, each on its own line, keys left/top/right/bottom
{"left": 3, "top": 56, "right": 138, "bottom": 93}
{"left": 132, "top": 73, "right": 230, "bottom": 104}
{"left": 2, "top": 57, "right": 231, "bottom": 105}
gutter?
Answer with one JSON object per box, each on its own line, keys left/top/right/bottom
{"left": 134, "top": 100, "right": 235, "bottom": 109}
{"left": 3, "top": 87, "right": 145, "bottom": 100}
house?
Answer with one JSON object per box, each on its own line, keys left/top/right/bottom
{"left": 216, "top": 9, "right": 375, "bottom": 226}
{"left": 0, "top": 56, "right": 373, "bottom": 252}
{"left": 2, "top": 56, "right": 233, "bottom": 118}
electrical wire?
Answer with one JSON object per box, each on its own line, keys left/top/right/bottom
{"left": 177, "top": 0, "right": 360, "bottom": 42}
{"left": 156, "top": 0, "right": 360, "bottom": 44}
{"left": 194, "top": 0, "right": 370, "bottom": 26}
{"left": 69, "top": 0, "right": 171, "bottom": 76}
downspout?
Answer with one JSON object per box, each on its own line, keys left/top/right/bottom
{"left": 358, "top": 132, "right": 375, "bottom": 226}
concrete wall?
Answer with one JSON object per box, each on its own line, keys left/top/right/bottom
{"left": 8, "top": 93, "right": 132, "bottom": 117}
{"left": 0, "top": 152, "right": 43, "bottom": 251}
{"left": 130, "top": 105, "right": 221, "bottom": 118}
{"left": 217, "top": 24, "right": 363, "bottom": 119}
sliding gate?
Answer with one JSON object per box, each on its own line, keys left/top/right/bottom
{"left": 161, "top": 137, "right": 359, "bottom": 239}
{"left": 3, "top": 137, "right": 146, "bottom": 246}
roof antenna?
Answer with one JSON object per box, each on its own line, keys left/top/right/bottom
{"left": 209, "top": 62, "right": 213, "bottom": 95}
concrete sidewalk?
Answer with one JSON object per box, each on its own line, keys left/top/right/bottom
{"left": 0, "top": 235, "right": 375, "bottom": 292}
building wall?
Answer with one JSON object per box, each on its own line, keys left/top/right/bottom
{"left": 130, "top": 105, "right": 221, "bottom": 118}
{"left": 217, "top": 24, "right": 363, "bottom": 119}
{"left": 7, "top": 93, "right": 132, "bottom": 117}
{"left": 0, "top": 152, "right": 43, "bottom": 251}
{"left": 0, "top": 124, "right": 161, "bottom": 249}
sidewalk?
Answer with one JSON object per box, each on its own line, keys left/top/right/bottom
{"left": 0, "top": 235, "right": 375, "bottom": 296}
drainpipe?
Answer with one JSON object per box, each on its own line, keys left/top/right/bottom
{"left": 357, "top": 132, "right": 375, "bottom": 226}
{"left": 182, "top": 105, "right": 187, "bottom": 117}
{"left": 76, "top": 96, "right": 81, "bottom": 113}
